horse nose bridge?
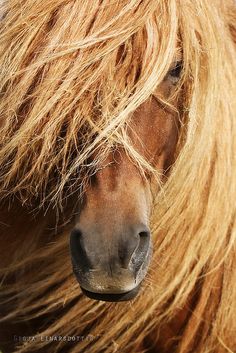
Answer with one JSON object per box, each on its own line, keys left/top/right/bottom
{"left": 86, "top": 169, "right": 148, "bottom": 222}
{"left": 89, "top": 147, "right": 143, "bottom": 194}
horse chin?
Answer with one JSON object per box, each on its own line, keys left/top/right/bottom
{"left": 81, "top": 285, "right": 141, "bottom": 302}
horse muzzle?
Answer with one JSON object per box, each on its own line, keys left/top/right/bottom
{"left": 70, "top": 225, "right": 152, "bottom": 302}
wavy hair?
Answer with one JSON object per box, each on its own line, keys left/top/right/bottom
{"left": 0, "top": 0, "right": 236, "bottom": 352}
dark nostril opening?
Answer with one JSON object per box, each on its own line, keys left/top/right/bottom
{"left": 130, "top": 230, "right": 150, "bottom": 271}
{"left": 70, "top": 228, "right": 91, "bottom": 270}
{"left": 139, "top": 231, "right": 150, "bottom": 238}
{"left": 137, "top": 230, "right": 150, "bottom": 255}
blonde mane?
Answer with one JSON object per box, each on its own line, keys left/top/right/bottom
{"left": 0, "top": 1, "right": 236, "bottom": 352}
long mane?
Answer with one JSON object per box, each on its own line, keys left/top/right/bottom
{"left": 0, "top": 1, "right": 236, "bottom": 352}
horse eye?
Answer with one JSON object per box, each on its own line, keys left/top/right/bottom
{"left": 167, "top": 61, "right": 183, "bottom": 83}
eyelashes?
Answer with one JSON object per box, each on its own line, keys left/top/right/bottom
{"left": 166, "top": 61, "right": 183, "bottom": 84}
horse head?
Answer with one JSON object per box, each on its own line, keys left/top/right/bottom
{"left": 70, "top": 63, "right": 181, "bottom": 301}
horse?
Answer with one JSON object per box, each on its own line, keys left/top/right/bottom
{"left": 0, "top": 0, "right": 236, "bottom": 352}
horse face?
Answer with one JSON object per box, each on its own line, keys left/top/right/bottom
{"left": 70, "top": 65, "right": 181, "bottom": 301}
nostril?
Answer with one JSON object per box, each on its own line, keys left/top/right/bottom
{"left": 130, "top": 229, "right": 150, "bottom": 270}
{"left": 70, "top": 228, "right": 91, "bottom": 269}
{"left": 71, "top": 228, "right": 82, "bottom": 239}
{"left": 137, "top": 230, "right": 150, "bottom": 254}
{"left": 139, "top": 230, "right": 150, "bottom": 238}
